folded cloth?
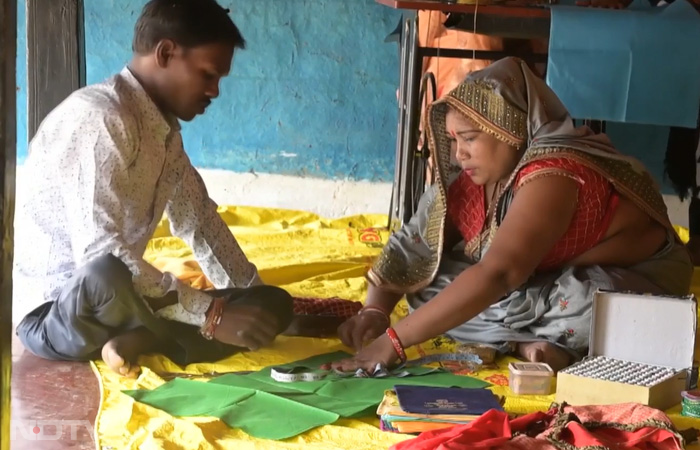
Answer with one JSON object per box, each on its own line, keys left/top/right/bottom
{"left": 284, "top": 297, "right": 363, "bottom": 338}
{"left": 390, "top": 402, "right": 685, "bottom": 450}
{"left": 292, "top": 297, "right": 362, "bottom": 318}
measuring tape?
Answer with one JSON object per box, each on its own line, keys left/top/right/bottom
{"left": 270, "top": 366, "right": 328, "bottom": 382}
{"left": 270, "top": 352, "right": 483, "bottom": 383}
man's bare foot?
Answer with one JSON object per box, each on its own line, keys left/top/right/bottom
{"left": 101, "top": 327, "right": 158, "bottom": 378}
{"left": 517, "top": 341, "right": 572, "bottom": 372}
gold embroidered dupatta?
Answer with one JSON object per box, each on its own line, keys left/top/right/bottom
{"left": 368, "top": 57, "right": 674, "bottom": 293}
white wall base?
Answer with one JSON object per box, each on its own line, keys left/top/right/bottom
{"left": 200, "top": 169, "right": 692, "bottom": 228}
{"left": 197, "top": 168, "right": 394, "bottom": 218}
{"left": 13, "top": 165, "right": 691, "bottom": 224}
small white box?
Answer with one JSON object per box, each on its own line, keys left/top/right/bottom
{"left": 556, "top": 290, "right": 697, "bottom": 411}
{"left": 509, "top": 362, "right": 554, "bottom": 395}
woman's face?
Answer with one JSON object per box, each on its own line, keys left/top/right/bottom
{"left": 445, "top": 108, "right": 521, "bottom": 186}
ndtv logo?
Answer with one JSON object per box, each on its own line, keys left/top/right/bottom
{"left": 11, "top": 420, "right": 94, "bottom": 441}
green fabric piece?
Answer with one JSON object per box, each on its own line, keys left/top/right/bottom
{"left": 125, "top": 378, "right": 255, "bottom": 415}
{"left": 124, "top": 351, "right": 489, "bottom": 440}
{"left": 285, "top": 393, "right": 379, "bottom": 418}
{"left": 125, "top": 379, "right": 338, "bottom": 440}
{"left": 208, "top": 391, "right": 339, "bottom": 440}
{"left": 209, "top": 374, "right": 315, "bottom": 395}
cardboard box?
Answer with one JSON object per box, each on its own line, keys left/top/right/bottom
{"left": 556, "top": 290, "right": 696, "bottom": 411}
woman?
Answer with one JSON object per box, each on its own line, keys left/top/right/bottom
{"left": 332, "top": 57, "right": 692, "bottom": 373}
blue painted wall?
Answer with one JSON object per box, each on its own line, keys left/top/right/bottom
{"left": 13, "top": 0, "right": 678, "bottom": 193}
{"left": 17, "top": 0, "right": 402, "bottom": 181}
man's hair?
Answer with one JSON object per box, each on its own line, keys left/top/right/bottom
{"left": 132, "top": 0, "right": 246, "bottom": 54}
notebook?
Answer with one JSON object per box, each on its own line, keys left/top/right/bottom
{"left": 394, "top": 385, "right": 503, "bottom": 416}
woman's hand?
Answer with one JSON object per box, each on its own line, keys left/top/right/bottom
{"left": 338, "top": 310, "right": 390, "bottom": 351}
{"left": 329, "top": 334, "right": 400, "bottom": 373}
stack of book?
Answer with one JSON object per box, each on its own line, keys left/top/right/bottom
{"left": 377, "top": 385, "right": 504, "bottom": 434}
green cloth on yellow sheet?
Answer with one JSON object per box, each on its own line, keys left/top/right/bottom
{"left": 90, "top": 209, "right": 700, "bottom": 450}
{"left": 123, "top": 351, "right": 488, "bottom": 440}
{"left": 125, "top": 378, "right": 339, "bottom": 440}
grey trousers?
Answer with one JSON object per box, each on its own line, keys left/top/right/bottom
{"left": 16, "top": 254, "right": 294, "bottom": 366}
{"left": 408, "top": 236, "right": 693, "bottom": 356}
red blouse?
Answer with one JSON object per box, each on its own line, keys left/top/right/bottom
{"left": 447, "top": 157, "right": 619, "bottom": 271}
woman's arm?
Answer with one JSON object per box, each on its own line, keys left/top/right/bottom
{"left": 394, "top": 175, "right": 580, "bottom": 347}
{"left": 336, "top": 284, "right": 404, "bottom": 350}
{"left": 363, "top": 214, "right": 462, "bottom": 314}
{"left": 364, "top": 283, "right": 404, "bottom": 313}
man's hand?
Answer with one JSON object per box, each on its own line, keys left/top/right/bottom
{"left": 213, "top": 303, "right": 279, "bottom": 351}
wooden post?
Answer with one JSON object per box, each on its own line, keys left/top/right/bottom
{"left": 27, "top": 0, "right": 85, "bottom": 139}
{"left": 0, "top": 0, "right": 17, "bottom": 447}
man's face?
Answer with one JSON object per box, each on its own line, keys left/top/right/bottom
{"left": 158, "top": 41, "right": 234, "bottom": 121}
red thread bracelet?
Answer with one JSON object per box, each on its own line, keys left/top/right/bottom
{"left": 199, "top": 297, "right": 226, "bottom": 340}
{"left": 385, "top": 327, "right": 407, "bottom": 364}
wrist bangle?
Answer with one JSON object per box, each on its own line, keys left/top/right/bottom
{"left": 360, "top": 306, "right": 391, "bottom": 323}
{"left": 199, "top": 297, "right": 226, "bottom": 340}
{"left": 385, "top": 327, "right": 407, "bottom": 364}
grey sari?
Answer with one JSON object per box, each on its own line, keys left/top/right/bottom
{"left": 369, "top": 58, "right": 692, "bottom": 354}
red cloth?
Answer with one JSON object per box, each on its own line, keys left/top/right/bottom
{"left": 447, "top": 158, "right": 619, "bottom": 271}
{"left": 292, "top": 297, "right": 362, "bottom": 319}
{"left": 390, "top": 403, "right": 683, "bottom": 450}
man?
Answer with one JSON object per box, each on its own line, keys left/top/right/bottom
{"left": 14, "top": 0, "right": 292, "bottom": 378}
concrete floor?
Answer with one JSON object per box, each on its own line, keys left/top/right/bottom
{"left": 10, "top": 332, "right": 98, "bottom": 450}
